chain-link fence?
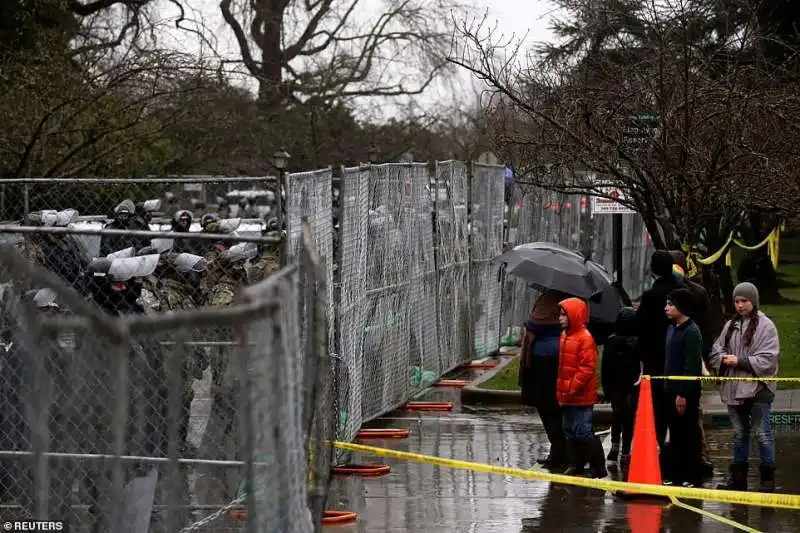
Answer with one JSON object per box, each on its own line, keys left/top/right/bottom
{"left": 434, "top": 161, "right": 472, "bottom": 373}
{"left": 469, "top": 163, "right": 509, "bottom": 357}
{"left": 0, "top": 219, "right": 330, "bottom": 533}
{"left": 0, "top": 167, "right": 657, "bottom": 531}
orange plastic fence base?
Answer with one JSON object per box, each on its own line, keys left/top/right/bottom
{"left": 356, "top": 428, "right": 410, "bottom": 439}
{"left": 403, "top": 401, "right": 454, "bottom": 412}
{"left": 232, "top": 508, "right": 359, "bottom": 524}
{"left": 322, "top": 510, "right": 358, "bottom": 525}
{"left": 332, "top": 463, "right": 391, "bottom": 477}
{"left": 460, "top": 361, "right": 497, "bottom": 369}
{"left": 435, "top": 379, "right": 471, "bottom": 388}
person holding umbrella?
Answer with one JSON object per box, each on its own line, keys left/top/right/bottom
{"left": 520, "top": 289, "right": 571, "bottom": 470}
{"left": 496, "top": 242, "right": 622, "bottom": 473}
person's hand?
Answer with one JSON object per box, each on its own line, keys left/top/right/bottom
{"left": 722, "top": 354, "right": 739, "bottom": 367}
{"left": 633, "top": 374, "right": 642, "bottom": 387}
{"left": 676, "top": 396, "right": 687, "bottom": 415}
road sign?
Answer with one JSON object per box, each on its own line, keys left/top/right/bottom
{"left": 621, "top": 113, "right": 660, "bottom": 154}
{"left": 591, "top": 187, "right": 636, "bottom": 214}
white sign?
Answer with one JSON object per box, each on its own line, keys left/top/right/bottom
{"left": 183, "top": 183, "right": 202, "bottom": 192}
{"left": 591, "top": 188, "right": 636, "bottom": 214}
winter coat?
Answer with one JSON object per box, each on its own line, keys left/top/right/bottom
{"left": 519, "top": 290, "right": 568, "bottom": 407}
{"left": 601, "top": 307, "right": 640, "bottom": 397}
{"left": 708, "top": 311, "right": 780, "bottom": 405}
{"left": 636, "top": 275, "right": 688, "bottom": 376}
{"left": 664, "top": 319, "right": 703, "bottom": 399}
{"left": 556, "top": 297, "right": 598, "bottom": 407}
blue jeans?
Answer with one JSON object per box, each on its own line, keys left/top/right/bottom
{"left": 561, "top": 406, "right": 594, "bottom": 440}
{"left": 728, "top": 401, "right": 775, "bottom": 467}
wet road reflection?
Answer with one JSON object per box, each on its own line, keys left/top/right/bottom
{"left": 328, "top": 389, "right": 800, "bottom": 532}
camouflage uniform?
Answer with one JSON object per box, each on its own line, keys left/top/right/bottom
{"left": 247, "top": 240, "right": 282, "bottom": 284}
{"left": 199, "top": 244, "right": 248, "bottom": 438}
{"left": 141, "top": 258, "right": 206, "bottom": 453}
{"left": 13, "top": 238, "right": 45, "bottom": 266}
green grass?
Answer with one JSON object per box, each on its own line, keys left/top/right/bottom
{"left": 760, "top": 241, "right": 800, "bottom": 386}
{"left": 477, "top": 356, "right": 521, "bottom": 390}
{"left": 479, "top": 234, "right": 800, "bottom": 391}
{"left": 478, "top": 346, "right": 605, "bottom": 390}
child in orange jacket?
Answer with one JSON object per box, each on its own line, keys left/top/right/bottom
{"left": 557, "top": 297, "right": 607, "bottom": 478}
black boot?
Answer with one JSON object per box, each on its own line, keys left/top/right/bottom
{"left": 585, "top": 437, "right": 609, "bottom": 479}
{"left": 759, "top": 465, "right": 775, "bottom": 493}
{"left": 563, "top": 439, "right": 585, "bottom": 476}
{"left": 717, "top": 463, "right": 748, "bottom": 491}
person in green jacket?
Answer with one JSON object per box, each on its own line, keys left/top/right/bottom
{"left": 662, "top": 288, "right": 704, "bottom": 487}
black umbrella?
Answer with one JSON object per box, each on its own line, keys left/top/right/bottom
{"left": 496, "top": 242, "right": 622, "bottom": 323}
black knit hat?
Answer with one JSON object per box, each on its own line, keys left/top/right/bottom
{"left": 667, "top": 288, "right": 694, "bottom": 317}
{"left": 650, "top": 250, "right": 674, "bottom": 278}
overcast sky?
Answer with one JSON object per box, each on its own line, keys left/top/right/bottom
{"left": 154, "top": 0, "right": 561, "bottom": 114}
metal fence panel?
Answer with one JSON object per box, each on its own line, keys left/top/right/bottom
{"left": 469, "top": 163, "right": 505, "bottom": 357}
{"left": 407, "top": 164, "right": 440, "bottom": 379}
{"left": 359, "top": 163, "right": 429, "bottom": 421}
{"left": 434, "top": 161, "right": 472, "bottom": 370}
{"left": 335, "top": 166, "right": 370, "bottom": 442}
{"left": 286, "top": 169, "right": 335, "bottom": 353}
{"left": 0, "top": 224, "right": 328, "bottom": 533}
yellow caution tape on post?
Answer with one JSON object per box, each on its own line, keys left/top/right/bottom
{"left": 681, "top": 224, "right": 783, "bottom": 277}
{"left": 330, "top": 441, "right": 800, "bottom": 509}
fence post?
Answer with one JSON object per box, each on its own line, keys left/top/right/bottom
{"left": 465, "top": 161, "right": 475, "bottom": 359}
{"left": 331, "top": 164, "right": 344, "bottom": 446}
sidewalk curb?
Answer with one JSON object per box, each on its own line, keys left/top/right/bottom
{"left": 461, "top": 354, "right": 523, "bottom": 406}
{"left": 461, "top": 358, "right": 800, "bottom": 428}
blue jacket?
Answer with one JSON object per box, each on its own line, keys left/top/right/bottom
{"left": 664, "top": 319, "right": 703, "bottom": 399}
{"left": 526, "top": 322, "right": 561, "bottom": 358}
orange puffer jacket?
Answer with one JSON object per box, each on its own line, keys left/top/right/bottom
{"left": 556, "top": 297, "right": 599, "bottom": 406}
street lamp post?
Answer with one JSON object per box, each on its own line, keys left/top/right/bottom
{"left": 272, "top": 148, "right": 290, "bottom": 223}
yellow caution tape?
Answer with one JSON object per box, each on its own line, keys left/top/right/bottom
{"left": 331, "top": 441, "right": 800, "bottom": 509}
{"left": 647, "top": 375, "right": 800, "bottom": 383}
{"left": 670, "top": 497, "right": 762, "bottom": 533}
{"left": 681, "top": 224, "right": 782, "bottom": 277}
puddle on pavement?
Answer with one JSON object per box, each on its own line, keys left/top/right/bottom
{"left": 328, "top": 386, "right": 800, "bottom": 532}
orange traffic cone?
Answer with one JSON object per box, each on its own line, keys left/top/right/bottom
{"left": 619, "top": 377, "right": 667, "bottom": 501}
{"left": 626, "top": 502, "right": 663, "bottom": 533}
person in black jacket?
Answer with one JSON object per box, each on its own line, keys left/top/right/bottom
{"left": 601, "top": 307, "right": 641, "bottom": 472}
{"left": 635, "top": 250, "right": 687, "bottom": 448}
{"left": 670, "top": 250, "right": 719, "bottom": 477}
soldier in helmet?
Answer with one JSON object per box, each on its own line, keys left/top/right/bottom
{"left": 14, "top": 210, "right": 88, "bottom": 292}
{"left": 248, "top": 217, "right": 283, "bottom": 284}
{"left": 170, "top": 210, "right": 198, "bottom": 254}
{"left": 0, "top": 289, "right": 74, "bottom": 517}
{"left": 139, "top": 251, "right": 208, "bottom": 455}
{"left": 100, "top": 200, "right": 149, "bottom": 256}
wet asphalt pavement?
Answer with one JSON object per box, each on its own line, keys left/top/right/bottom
{"left": 326, "top": 385, "right": 800, "bottom": 532}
